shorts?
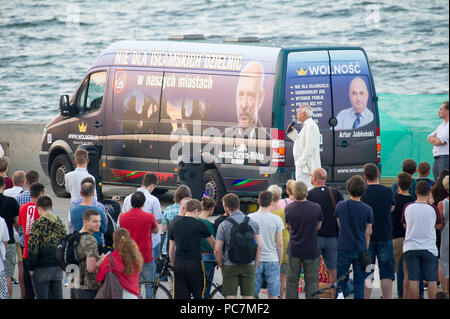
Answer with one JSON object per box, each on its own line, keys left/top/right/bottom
{"left": 367, "top": 240, "right": 395, "bottom": 280}
{"left": 4, "top": 244, "right": 17, "bottom": 277}
{"left": 222, "top": 264, "right": 255, "bottom": 297}
{"left": 405, "top": 250, "right": 438, "bottom": 282}
{"left": 318, "top": 236, "right": 338, "bottom": 270}
{"left": 280, "top": 263, "right": 287, "bottom": 274}
{"left": 254, "top": 261, "right": 281, "bottom": 297}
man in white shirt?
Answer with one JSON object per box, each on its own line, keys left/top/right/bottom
{"left": 3, "top": 170, "right": 25, "bottom": 198}
{"left": 287, "top": 105, "right": 321, "bottom": 190}
{"left": 65, "top": 149, "right": 97, "bottom": 203}
{"left": 335, "top": 77, "right": 374, "bottom": 131}
{"left": 427, "top": 101, "right": 449, "bottom": 181}
{"left": 0, "top": 216, "right": 10, "bottom": 299}
{"left": 402, "top": 181, "right": 442, "bottom": 299}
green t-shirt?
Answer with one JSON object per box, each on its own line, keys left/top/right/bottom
{"left": 198, "top": 218, "right": 215, "bottom": 253}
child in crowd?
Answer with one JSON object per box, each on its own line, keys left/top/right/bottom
{"left": 416, "top": 162, "right": 435, "bottom": 188}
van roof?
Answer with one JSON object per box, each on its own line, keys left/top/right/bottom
{"left": 90, "top": 40, "right": 365, "bottom": 73}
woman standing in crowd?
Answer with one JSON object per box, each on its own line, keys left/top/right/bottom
{"left": 97, "top": 228, "right": 143, "bottom": 299}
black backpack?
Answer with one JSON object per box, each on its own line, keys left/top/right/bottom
{"left": 55, "top": 231, "right": 89, "bottom": 270}
{"left": 227, "top": 216, "right": 257, "bottom": 264}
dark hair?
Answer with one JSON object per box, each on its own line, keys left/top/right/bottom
{"left": 131, "top": 191, "right": 146, "bottom": 208}
{"left": 443, "top": 101, "right": 449, "bottom": 111}
{"left": 30, "top": 182, "right": 45, "bottom": 198}
{"left": 142, "top": 173, "right": 158, "bottom": 187}
{"left": 185, "top": 199, "right": 202, "bottom": 213}
{"left": 347, "top": 175, "right": 367, "bottom": 197}
{"left": 80, "top": 182, "right": 95, "bottom": 197}
{"left": 258, "top": 190, "right": 273, "bottom": 208}
{"left": 25, "top": 170, "right": 39, "bottom": 185}
{"left": 81, "top": 177, "right": 95, "bottom": 185}
{"left": 435, "top": 291, "right": 449, "bottom": 299}
{"left": 416, "top": 180, "right": 431, "bottom": 197}
{"left": 417, "top": 162, "right": 431, "bottom": 176}
{"left": 202, "top": 196, "right": 216, "bottom": 211}
{"left": 222, "top": 193, "right": 240, "bottom": 212}
{"left": 363, "top": 163, "right": 379, "bottom": 182}
{"left": 35, "top": 196, "right": 52, "bottom": 211}
{"left": 0, "top": 176, "right": 5, "bottom": 189}
{"left": 174, "top": 185, "right": 191, "bottom": 204}
{"left": 83, "top": 209, "right": 100, "bottom": 221}
{"left": 397, "top": 172, "right": 412, "bottom": 192}
{"left": 402, "top": 159, "right": 417, "bottom": 175}
{"left": 431, "top": 169, "right": 449, "bottom": 205}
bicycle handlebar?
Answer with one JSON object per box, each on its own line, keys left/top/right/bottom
{"left": 311, "top": 269, "right": 352, "bottom": 297}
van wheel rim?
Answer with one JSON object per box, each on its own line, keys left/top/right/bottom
{"left": 55, "top": 166, "right": 67, "bottom": 187}
{"left": 204, "top": 180, "right": 218, "bottom": 200}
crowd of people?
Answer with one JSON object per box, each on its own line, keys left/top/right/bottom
{"left": 0, "top": 145, "right": 448, "bottom": 299}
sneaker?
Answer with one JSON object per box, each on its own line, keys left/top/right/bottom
{"left": 11, "top": 277, "right": 19, "bottom": 286}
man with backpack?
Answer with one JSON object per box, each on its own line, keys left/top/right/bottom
{"left": 214, "top": 193, "right": 262, "bottom": 299}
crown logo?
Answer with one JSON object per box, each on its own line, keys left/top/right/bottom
{"left": 78, "top": 122, "right": 87, "bottom": 133}
{"left": 296, "top": 67, "right": 307, "bottom": 76}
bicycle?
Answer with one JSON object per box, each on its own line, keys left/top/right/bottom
{"left": 203, "top": 260, "right": 225, "bottom": 299}
{"left": 311, "top": 269, "right": 352, "bottom": 299}
{"left": 139, "top": 254, "right": 174, "bottom": 299}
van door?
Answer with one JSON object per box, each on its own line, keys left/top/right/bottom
{"left": 104, "top": 68, "right": 163, "bottom": 186}
{"left": 330, "top": 50, "right": 378, "bottom": 181}
{"left": 284, "top": 50, "right": 334, "bottom": 177}
{"left": 67, "top": 69, "right": 108, "bottom": 162}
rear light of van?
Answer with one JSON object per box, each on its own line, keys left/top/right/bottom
{"left": 376, "top": 126, "right": 381, "bottom": 164}
{"left": 271, "top": 129, "right": 285, "bottom": 167}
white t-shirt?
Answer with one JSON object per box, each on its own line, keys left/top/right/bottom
{"left": 0, "top": 216, "right": 10, "bottom": 272}
{"left": 429, "top": 121, "right": 449, "bottom": 157}
{"left": 402, "top": 202, "right": 441, "bottom": 256}
{"left": 3, "top": 186, "right": 23, "bottom": 198}
{"left": 121, "top": 187, "right": 163, "bottom": 248}
{"left": 248, "top": 211, "right": 285, "bottom": 262}
{"left": 65, "top": 167, "right": 97, "bottom": 203}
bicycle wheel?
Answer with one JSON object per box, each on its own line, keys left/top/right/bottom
{"left": 209, "top": 285, "right": 225, "bottom": 299}
{"left": 153, "top": 283, "right": 172, "bottom": 299}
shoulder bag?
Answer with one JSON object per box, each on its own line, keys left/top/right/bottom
{"left": 95, "top": 254, "right": 123, "bottom": 299}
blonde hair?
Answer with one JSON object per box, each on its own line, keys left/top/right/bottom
{"left": 286, "top": 179, "right": 296, "bottom": 196}
{"left": 267, "top": 184, "right": 282, "bottom": 202}
{"left": 113, "top": 228, "right": 143, "bottom": 276}
{"left": 443, "top": 175, "right": 449, "bottom": 193}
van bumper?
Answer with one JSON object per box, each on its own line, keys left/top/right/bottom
{"left": 39, "top": 151, "right": 49, "bottom": 176}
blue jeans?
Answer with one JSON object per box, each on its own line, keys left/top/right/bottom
{"left": 201, "top": 252, "right": 215, "bottom": 299}
{"left": 255, "top": 261, "right": 281, "bottom": 297}
{"left": 140, "top": 261, "right": 157, "bottom": 299}
{"left": 337, "top": 250, "right": 366, "bottom": 299}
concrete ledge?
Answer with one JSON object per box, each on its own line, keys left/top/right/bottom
{"left": 0, "top": 121, "right": 50, "bottom": 186}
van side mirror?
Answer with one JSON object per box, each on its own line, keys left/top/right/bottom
{"left": 59, "top": 95, "right": 71, "bottom": 116}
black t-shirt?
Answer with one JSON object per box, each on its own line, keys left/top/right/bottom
{"left": 285, "top": 200, "right": 323, "bottom": 259}
{"left": 307, "top": 187, "right": 344, "bottom": 238}
{"left": 0, "top": 193, "right": 20, "bottom": 244}
{"left": 169, "top": 216, "right": 211, "bottom": 260}
{"left": 392, "top": 193, "right": 415, "bottom": 239}
{"left": 361, "top": 184, "right": 396, "bottom": 242}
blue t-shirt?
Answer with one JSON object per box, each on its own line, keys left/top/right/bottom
{"left": 70, "top": 205, "right": 107, "bottom": 246}
{"left": 334, "top": 200, "right": 374, "bottom": 252}
{"left": 362, "top": 184, "right": 396, "bottom": 242}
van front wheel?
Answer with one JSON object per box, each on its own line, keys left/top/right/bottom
{"left": 50, "top": 154, "right": 72, "bottom": 198}
{"left": 203, "top": 169, "right": 225, "bottom": 214}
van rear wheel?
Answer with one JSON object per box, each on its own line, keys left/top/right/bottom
{"left": 50, "top": 154, "right": 72, "bottom": 198}
{"left": 203, "top": 169, "right": 225, "bottom": 214}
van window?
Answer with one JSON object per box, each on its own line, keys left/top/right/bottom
{"left": 86, "top": 71, "right": 107, "bottom": 113}
{"left": 112, "top": 69, "right": 163, "bottom": 124}
{"left": 160, "top": 71, "right": 274, "bottom": 131}
{"left": 74, "top": 71, "right": 106, "bottom": 115}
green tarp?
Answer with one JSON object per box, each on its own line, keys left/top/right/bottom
{"left": 378, "top": 93, "right": 449, "bottom": 178}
